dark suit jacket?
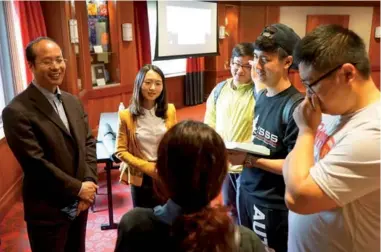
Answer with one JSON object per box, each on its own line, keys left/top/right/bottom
{"left": 2, "top": 84, "right": 97, "bottom": 222}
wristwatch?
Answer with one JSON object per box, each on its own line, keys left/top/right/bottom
{"left": 244, "top": 154, "right": 254, "bottom": 167}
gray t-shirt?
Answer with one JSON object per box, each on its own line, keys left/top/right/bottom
{"left": 288, "top": 101, "right": 380, "bottom": 252}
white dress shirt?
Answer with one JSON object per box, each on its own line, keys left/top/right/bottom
{"left": 33, "top": 82, "right": 70, "bottom": 133}
{"left": 136, "top": 107, "right": 166, "bottom": 161}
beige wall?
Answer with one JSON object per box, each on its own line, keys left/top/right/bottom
{"left": 280, "top": 7, "right": 373, "bottom": 52}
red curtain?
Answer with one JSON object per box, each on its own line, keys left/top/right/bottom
{"left": 14, "top": 1, "right": 47, "bottom": 84}
{"left": 185, "top": 57, "right": 205, "bottom": 106}
{"left": 134, "top": 1, "right": 151, "bottom": 70}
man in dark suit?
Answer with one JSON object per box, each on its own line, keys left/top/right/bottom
{"left": 2, "top": 37, "right": 98, "bottom": 252}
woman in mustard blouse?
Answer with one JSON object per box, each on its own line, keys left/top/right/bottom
{"left": 115, "top": 64, "right": 177, "bottom": 208}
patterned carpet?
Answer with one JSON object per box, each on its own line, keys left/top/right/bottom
{"left": 0, "top": 168, "right": 130, "bottom": 252}
{"left": 0, "top": 103, "right": 208, "bottom": 252}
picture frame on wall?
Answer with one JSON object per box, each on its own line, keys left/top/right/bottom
{"left": 91, "top": 63, "right": 106, "bottom": 85}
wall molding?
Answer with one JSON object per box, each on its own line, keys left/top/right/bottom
{"left": 0, "top": 174, "right": 22, "bottom": 222}
{"left": 280, "top": 6, "right": 373, "bottom": 52}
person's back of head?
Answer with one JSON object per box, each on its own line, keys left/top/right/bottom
{"left": 294, "top": 24, "right": 377, "bottom": 115}
{"left": 156, "top": 120, "right": 236, "bottom": 252}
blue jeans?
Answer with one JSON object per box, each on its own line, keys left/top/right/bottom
{"left": 221, "top": 173, "right": 240, "bottom": 224}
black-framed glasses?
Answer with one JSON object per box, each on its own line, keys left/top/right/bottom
{"left": 304, "top": 64, "right": 346, "bottom": 94}
{"left": 230, "top": 60, "right": 251, "bottom": 71}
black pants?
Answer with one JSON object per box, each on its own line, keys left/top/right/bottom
{"left": 130, "top": 174, "right": 161, "bottom": 208}
{"left": 221, "top": 173, "right": 240, "bottom": 223}
{"left": 26, "top": 210, "right": 88, "bottom": 252}
{"left": 238, "top": 188, "right": 288, "bottom": 252}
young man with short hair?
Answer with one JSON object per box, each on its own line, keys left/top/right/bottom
{"left": 284, "top": 24, "right": 380, "bottom": 252}
{"left": 229, "top": 24, "right": 303, "bottom": 252}
{"left": 204, "top": 42, "right": 255, "bottom": 223}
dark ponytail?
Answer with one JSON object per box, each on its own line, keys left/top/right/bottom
{"left": 156, "top": 121, "right": 236, "bottom": 252}
{"left": 172, "top": 206, "right": 236, "bottom": 252}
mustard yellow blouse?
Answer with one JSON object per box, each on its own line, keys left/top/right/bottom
{"left": 115, "top": 104, "right": 177, "bottom": 186}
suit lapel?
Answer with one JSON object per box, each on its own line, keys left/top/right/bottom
{"left": 61, "top": 93, "right": 81, "bottom": 146}
{"left": 28, "top": 84, "right": 72, "bottom": 137}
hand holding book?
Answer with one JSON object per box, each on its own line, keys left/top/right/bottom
{"left": 224, "top": 141, "right": 270, "bottom": 156}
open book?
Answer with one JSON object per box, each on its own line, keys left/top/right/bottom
{"left": 225, "top": 141, "right": 270, "bottom": 156}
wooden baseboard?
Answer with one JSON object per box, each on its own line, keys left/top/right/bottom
{"left": 0, "top": 175, "right": 23, "bottom": 222}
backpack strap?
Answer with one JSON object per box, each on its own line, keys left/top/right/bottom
{"left": 253, "top": 86, "right": 258, "bottom": 99}
{"left": 213, "top": 80, "right": 227, "bottom": 105}
{"left": 282, "top": 92, "right": 304, "bottom": 125}
{"left": 215, "top": 80, "right": 261, "bottom": 105}
{"left": 254, "top": 88, "right": 266, "bottom": 100}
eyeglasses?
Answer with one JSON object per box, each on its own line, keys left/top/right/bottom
{"left": 37, "top": 58, "right": 67, "bottom": 67}
{"left": 230, "top": 60, "right": 251, "bottom": 71}
{"left": 304, "top": 64, "right": 347, "bottom": 94}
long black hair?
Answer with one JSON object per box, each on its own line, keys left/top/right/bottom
{"left": 129, "top": 64, "right": 168, "bottom": 119}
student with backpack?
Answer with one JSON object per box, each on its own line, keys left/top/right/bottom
{"left": 204, "top": 43, "right": 256, "bottom": 223}
{"left": 228, "top": 24, "right": 303, "bottom": 252}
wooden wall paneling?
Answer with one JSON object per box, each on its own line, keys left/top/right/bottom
{"left": 118, "top": 1, "right": 138, "bottom": 94}
{"left": 216, "top": 3, "right": 229, "bottom": 72}
{"left": 107, "top": 0, "right": 120, "bottom": 84}
{"left": 216, "top": 69, "right": 232, "bottom": 84}
{"left": 74, "top": 1, "right": 92, "bottom": 93}
{"left": 369, "top": 6, "right": 380, "bottom": 67}
{"left": 225, "top": 5, "right": 239, "bottom": 61}
{"left": 87, "top": 94, "right": 123, "bottom": 130}
{"left": 289, "top": 70, "right": 306, "bottom": 93}
{"left": 369, "top": 6, "right": 380, "bottom": 89}
{"left": 204, "top": 2, "right": 230, "bottom": 98}
{"left": 0, "top": 140, "right": 23, "bottom": 221}
{"left": 240, "top": 1, "right": 379, "bottom": 7}
{"left": 83, "top": 1, "right": 139, "bottom": 131}
{"left": 166, "top": 76, "right": 185, "bottom": 109}
{"left": 121, "top": 92, "right": 132, "bottom": 106}
{"left": 87, "top": 85, "right": 131, "bottom": 99}
{"left": 41, "top": 1, "right": 78, "bottom": 95}
{"left": 239, "top": 6, "right": 266, "bottom": 43}
{"left": 239, "top": 5, "right": 280, "bottom": 43}
{"left": 79, "top": 89, "right": 89, "bottom": 116}
{"left": 265, "top": 6, "right": 280, "bottom": 25}
{"left": 306, "top": 15, "right": 350, "bottom": 33}
{"left": 371, "top": 69, "right": 380, "bottom": 89}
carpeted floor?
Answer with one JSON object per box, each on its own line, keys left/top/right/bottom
{"left": 0, "top": 103, "right": 209, "bottom": 252}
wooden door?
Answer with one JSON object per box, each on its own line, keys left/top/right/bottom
{"left": 306, "top": 15, "right": 350, "bottom": 33}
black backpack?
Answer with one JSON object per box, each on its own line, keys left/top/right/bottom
{"left": 255, "top": 89, "right": 304, "bottom": 124}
